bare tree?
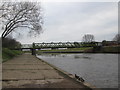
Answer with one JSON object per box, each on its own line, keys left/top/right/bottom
{"left": 82, "top": 34, "right": 95, "bottom": 43}
{"left": 113, "top": 34, "right": 120, "bottom": 43}
{"left": 0, "top": 2, "right": 43, "bottom": 38}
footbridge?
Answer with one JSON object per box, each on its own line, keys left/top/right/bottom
{"left": 14, "top": 42, "right": 102, "bottom": 55}
{"left": 21, "top": 42, "right": 102, "bottom": 49}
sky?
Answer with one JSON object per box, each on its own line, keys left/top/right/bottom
{"left": 0, "top": 1, "right": 118, "bottom": 44}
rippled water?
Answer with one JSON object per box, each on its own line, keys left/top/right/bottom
{"left": 37, "top": 53, "right": 118, "bottom": 88}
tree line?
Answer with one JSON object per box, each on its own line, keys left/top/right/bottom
{"left": 82, "top": 34, "right": 120, "bottom": 44}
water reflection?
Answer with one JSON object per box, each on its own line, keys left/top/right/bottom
{"left": 74, "top": 55, "right": 91, "bottom": 59}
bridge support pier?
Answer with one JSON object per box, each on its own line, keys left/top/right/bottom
{"left": 51, "top": 48, "right": 58, "bottom": 50}
{"left": 31, "top": 43, "right": 36, "bottom": 55}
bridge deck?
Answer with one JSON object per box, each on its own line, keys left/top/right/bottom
{"left": 2, "top": 53, "right": 92, "bottom": 89}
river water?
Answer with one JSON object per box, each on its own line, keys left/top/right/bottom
{"left": 37, "top": 53, "right": 118, "bottom": 88}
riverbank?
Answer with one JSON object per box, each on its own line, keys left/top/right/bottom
{"left": 2, "top": 53, "right": 94, "bottom": 89}
{"left": 37, "top": 46, "right": 120, "bottom": 54}
{"left": 36, "top": 55, "right": 96, "bottom": 89}
{"left": 37, "top": 47, "right": 92, "bottom": 54}
{"left": 2, "top": 48, "right": 23, "bottom": 62}
{"left": 99, "top": 46, "right": 120, "bottom": 53}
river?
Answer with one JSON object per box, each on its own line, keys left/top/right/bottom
{"left": 37, "top": 53, "right": 118, "bottom": 88}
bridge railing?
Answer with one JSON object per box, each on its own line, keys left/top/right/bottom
{"left": 33, "top": 42, "right": 101, "bottom": 49}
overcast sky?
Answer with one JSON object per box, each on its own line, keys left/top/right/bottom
{"left": 2, "top": 2, "right": 118, "bottom": 44}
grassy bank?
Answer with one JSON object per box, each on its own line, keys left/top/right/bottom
{"left": 37, "top": 47, "right": 93, "bottom": 54}
{"left": 101, "top": 46, "right": 120, "bottom": 53}
{"left": 2, "top": 48, "right": 23, "bottom": 62}
{"left": 37, "top": 46, "right": 120, "bottom": 54}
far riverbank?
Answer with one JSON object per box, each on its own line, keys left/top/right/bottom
{"left": 37, "top": 45, "right": 120, "bottom": 54}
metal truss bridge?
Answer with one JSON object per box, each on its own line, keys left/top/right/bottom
{"left": 21, "top": 42, "right": 102, "bottom": 49}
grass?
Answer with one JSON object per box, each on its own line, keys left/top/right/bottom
{"left": 101, "top": 46, "right": 120, "bottom": 53}
{"left": 37, "top": 47, "right": 93, "bottom": 53}
{"left": 2, "top": 48, "right": 23, "bottom": 62}
{"left": 37, "top": 46, "right": 120, "bottom": 54}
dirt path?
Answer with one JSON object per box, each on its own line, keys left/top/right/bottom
{"left": 2, "top": 53, "right": 92, "bottom": 89}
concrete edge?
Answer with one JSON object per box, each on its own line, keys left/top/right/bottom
{"left": 35, "top": 55, "right": 100, "bottom": 90}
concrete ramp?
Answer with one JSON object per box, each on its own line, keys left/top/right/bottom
{"left": 2, "top": 53, "right": 92, "bottom": 89}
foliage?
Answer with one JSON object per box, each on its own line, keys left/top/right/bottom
{"left": 102, "top": 46, "right": 120, "bottom": 53}
{"left": 81, "top": 42, "right": 97, "bottom": 47}
{"left": 0, "top": 2, "right": 43, "bottom": 38}
{"left": 102, "top": 40, "right": 118, "bottom": 46}
{"left": 2, "top": 37, "right": 21, "bottom": 49}
{"left": 102, "top": 40, "right": 107, "bottom": 46}
{"left": 2, "top": 48, "right": 23, "bottom": 62}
